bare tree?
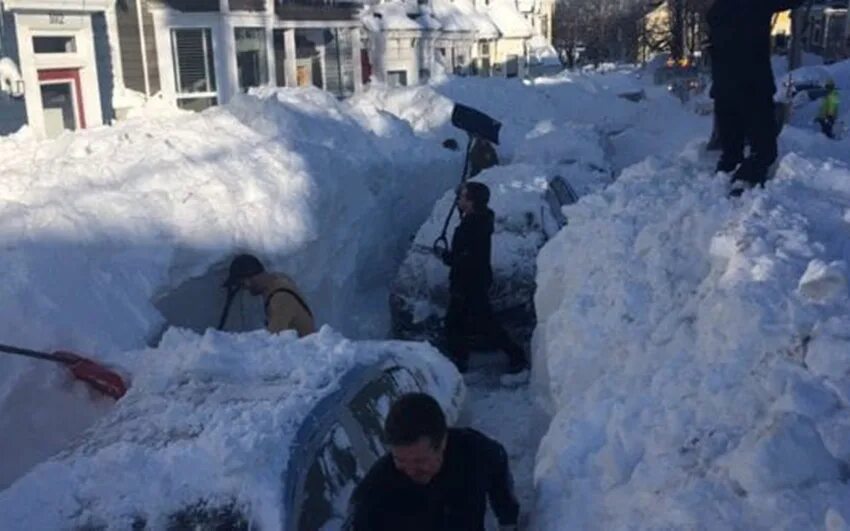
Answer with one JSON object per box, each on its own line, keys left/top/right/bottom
{"left": 553, "top": 0, "right": 649, "bottom": 65}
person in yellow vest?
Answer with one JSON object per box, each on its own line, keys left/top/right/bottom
{"left": 816, "top": 80, "right": 840, "bottom": 139}
{"left": 222, "top": 254, "right": 316, "bottom": 337}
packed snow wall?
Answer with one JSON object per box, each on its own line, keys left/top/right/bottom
{"left": 533, "top": 150, "right": 850, "bottom": 529}
{"left": 0, "top": 87, "right": 459, "bottom": 489}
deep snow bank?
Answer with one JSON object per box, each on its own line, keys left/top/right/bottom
{"left": 0, "top": 87, "right": 458, "bottom": 489}
{"left": 0, "top": 327, "right": 463, "bottom": 530}
{"left": 533, "top": 150, "right": 850, "bottom": 529}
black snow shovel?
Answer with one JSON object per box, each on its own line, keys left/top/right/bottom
{"left": 0, "top": 342, "right": 128, "bottom": 399}
{"left": 432, "top": 104, "right": 502, "bottom": 255}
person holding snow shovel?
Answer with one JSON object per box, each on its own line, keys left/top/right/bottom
{"left": 221, "top": 254, "right": 315, "bottom": 337}
{"left": 816, "top": 80, "right": 840, "bottom": 139}
{"left": 436, "top": 182, "right": 527, "bottom": 375}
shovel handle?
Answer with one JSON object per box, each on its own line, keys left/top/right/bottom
{"left": 0, "top": 343, "right": 73, "bottom": 365}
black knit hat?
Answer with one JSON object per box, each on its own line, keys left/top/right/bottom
{"left": 223, "top": 254, "right": 265, "bottom": 288}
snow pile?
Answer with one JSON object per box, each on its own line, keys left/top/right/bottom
{"left": 0, "top": 86, "right": 460, "bottom": 489}
{"left": 0, "top": 327, "right": 463, "bottom": 530}
{"left": 533, "top": 150, "right": 850, "bottom": 529}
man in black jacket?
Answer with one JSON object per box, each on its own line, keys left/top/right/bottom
{"left": 439, "top": 181, "right": 527, "bottom": 374}
{"left": 708, "top": 0, "right": 805, "bottom": 194}
{"left": 345, "top": 393, "right": 520, "bottom": 531}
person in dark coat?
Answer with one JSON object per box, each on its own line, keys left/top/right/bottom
{"left": 438, "top": 181, "right": 527, "bottom": 374}
{"left": 707, "top": 0, "right": 805, "bottom": 193}
{"left": 469, "top": 136, "right": 499, "bottom": 177}
{"left": 345, "top": 393, "right": 520, "bottom": 531}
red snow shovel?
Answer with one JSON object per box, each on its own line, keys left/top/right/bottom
{"left": 0, "top": 343, "right": 128, "bottom": 399}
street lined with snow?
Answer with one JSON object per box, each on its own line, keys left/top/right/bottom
{"left": 1, "top": 61, "right": 850, "bottom": 529}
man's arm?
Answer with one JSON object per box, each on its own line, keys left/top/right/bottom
{"left": 484, "top": 436, "right": 520, "bottom": 527}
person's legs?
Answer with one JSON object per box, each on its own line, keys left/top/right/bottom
{"left": 714, "top": 96, "right": 746, "bottom": 173}
{"left": 444, "top": 295, "right": 470, "bottom": 372}
{"left": 737, "top": 92, "right": 778, "bottom": 186}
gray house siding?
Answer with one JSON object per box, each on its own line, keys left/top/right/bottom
{"left": 0, "top": 11, "right": 27, "bottom": 136}
{"left": 150, "top": 0, "right": 220, "bottom": 12}
{"left": 229, "top": 0, "right": 266, "bottom": 11}
{"left": 92, "top": 12, "right": 115, "bottom": 123}
{"left": 116, "top": 0, "right": 160, "bottom": 95}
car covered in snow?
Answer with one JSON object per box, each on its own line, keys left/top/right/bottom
{"left": 0, "top": 329, "right": 464, "bottom": 531}
{"left": 390, "top": 126, "right": 613, "bottom": 354}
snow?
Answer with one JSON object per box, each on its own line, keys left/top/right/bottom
{"left": 532, "top": 144, "right": 850, "bottom": 528}
{"left": 0, "top": 56, "right": 23, "bottom": 97}
{"left": 429, "top": 0, "right": 499, "bottom": 37}
{"left": 361, "top": 2, "right": 426, "bottom": 32}
{"left": 5, "top": 47, "right": 850, "bottom": 530}
{"left": 0, "top": 86, "right": 460, "bottom": 488}
{"left": 0, "top": 327, "right": 463, "bottom": 529}
{"left": 486, "top": 0, "right": 533, "bottom": 39}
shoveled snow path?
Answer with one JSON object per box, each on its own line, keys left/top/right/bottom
{"left": 456, "top": 352, "right": 548, "bottom": 530}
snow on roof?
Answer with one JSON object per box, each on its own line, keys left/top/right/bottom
{"left": 486, "top": 0, "right": 533, "bottom": 39}
{"left": 0, "top": 328, "right": 462, "bottom": 530}
{"left": 428, "top": 0, "right": 499, "bottom": 37}
{"left": 361, "top": 2, "right": 427, "bottom": 32}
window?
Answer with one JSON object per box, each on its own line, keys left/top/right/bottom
{"left": 33, "top": 36, "right": 75, "bottom": 54}
{"left": 235, "top": 27, "right": 268, "bottom": 91}
{"left": 171, "top": 28, "right": 217, "bottom": 110}
{"left": 387, "top": 70, "right": 407, "bottom": 87}
{"left": 297, "top": 424, "right": 361, "bottom": 531}
{"left": 479, "top": 42, "right": 490, "bottom": 56}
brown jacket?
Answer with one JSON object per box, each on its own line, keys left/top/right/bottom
{"left": 262, "top": 274, "right": 315, "bottom": 337}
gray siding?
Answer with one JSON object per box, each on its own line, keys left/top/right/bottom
{"left": 116, "top": 0, "right": 160, "bottom": 96}
{"left": 0, "top": 12, "right": 27, "bottom": 135}
{"left": 229, "top": 0, "right": 265, "bottom": 11}
{"left": 92, "top": 12, "right": 115, "bottom": 123}
{"left": 150, "top": 0, "right": 220, "bottom": 11}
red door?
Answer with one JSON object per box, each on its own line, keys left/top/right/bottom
{"left": 38, "top": 68, "right": 86, "bottom": 130}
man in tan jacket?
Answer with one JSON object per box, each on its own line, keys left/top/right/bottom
{"left": 222, "top": 254, "right": 315, "bottom": 337}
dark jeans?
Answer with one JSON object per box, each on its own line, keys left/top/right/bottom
{"left": 714, "top": 92, "right": 778, "bottom": 185}
{"left": 818, "top": 116, "right": 836, "bottom": 139}
{"left": 445, "top": 291, "right": 525, "bottom": 368}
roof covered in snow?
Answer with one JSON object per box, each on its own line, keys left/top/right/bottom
{"left": 361, "top": 2, "right": 431, "bottom": 32}
{"left": 428, "top": 0, "right": 499, "bottom": 37}
{"left": 486, "top": 0, "right": 533, "bottom": 38}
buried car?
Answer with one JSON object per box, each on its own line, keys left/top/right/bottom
{"left": 0, "top": 328, "right": 464, "bottom": 531}
{"left": 390, "top": 128, "right": 612, "bottom": 355}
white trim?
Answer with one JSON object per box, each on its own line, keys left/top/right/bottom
{"left": 3, "top": 0, "right": 111, "bottom": 12}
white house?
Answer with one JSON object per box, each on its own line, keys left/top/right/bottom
{"left": 0, "top": 0, "right": 115, "bottom": 137}
{"left": 0, "top": 0, "right": 365, "bottom": 138}
{"left": 359, "top": 0, "right": 556, "bottom": 88}
{"left": 360, "top": 0, "right": 440, "bottom": 86}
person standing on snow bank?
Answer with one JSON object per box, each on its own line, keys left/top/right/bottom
{"left": 707, "top": 0, "right": 806, "bottom": 195}
{"left": 222, "top": 254, "right": 315, "bottom": 337}
{"left": 436, "top": 182, "right": 527, "bottom": 375}
{"left": 816, "top": 80, "right": 840, "bottom": 139}
{"left": 345, "top": 393, "right": 521, "bottom": 531}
